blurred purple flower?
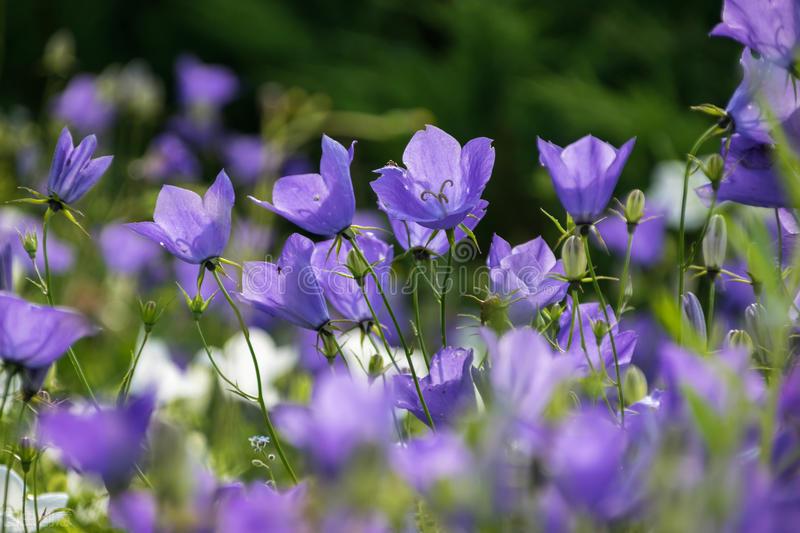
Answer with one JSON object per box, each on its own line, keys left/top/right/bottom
{"left": 46, "top": 127, "right": 113, "bottom": 204}
{"left": 595, "top": 209, "right": 666, "bottom": 266}
{"left": 38, "top": 393, "right": 155, "bottom": 492}
{"left": 52, "top": 75, "right": 115, "bottom": 133}
{"left": 390, "top": 200, "right": 488, "bottom": 257}
{"left": 391, "top": 431, "right": 471, "bottom": 492}
{"left": 108, "top": 490, "right": 156, "bottom": 533}
{"left": 778, "top": 208, "right": 799, "bottom": 268}
{"left": 538, "top": 135, "right": 635, "bottom": 224}
{"left": 371, "top": 125, "right": 494, "bottom": 230}
{"left": 557, "top": 299, "right": 638, "bottom": 373}
{"left": 250, "top": 135, "right": 355, "bottom": 236}
{"left": 711, "top": 0, "right": 800, "bottom": 69}
{"left": 311, "top": 233, "right": 392, "bottom": 325}
{"left": 216, "top": 483, "right": 307, "bottom": 533}
{"left": 176, "top": 55, "right": 238, "bottom": 108}
{"left": 139, "top": 133, "right": 200, "bottom": 182}
{"left": 697, "top": 136, "right": 787, "bottom": 208}
{"left": 393, "top": 346, "right": 475, "bottom": 427}
{"left": 127, "top": 170, "right": 234, "bottom": 264}
{"left": 296, "top": 327, "right": 347, "bottom": 376}
{"left": 223, "top": 134, "right": 276, "bottom": 184}
{"left": 0, "top": 239, "right": 11, "bottom": 291}
{"left": 239, "top": 233, "right": 330, "bottom": 331}
{"left": 274, "top": 373, "right": 392, "bottom": 474}
{"left": 100, "top": 223, "right": 163, "bottom": 276}
{"left": 488, "top": 234, "right": 569, "bottom": 312}
{"left": 0, "top": 292, "right": 96, "bottom": 371}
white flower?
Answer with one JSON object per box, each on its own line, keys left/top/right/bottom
{"left": 0, "top": 466, "right": 69, "bottom": 531}
{"left": 129, "top": 336, "right": 211, "bottom": 406}
{"left": 647, "top": 160, "right": 709, "bottom": 230}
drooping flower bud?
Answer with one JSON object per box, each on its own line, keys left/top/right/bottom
{"left": 623, "top": 189, "right": 646, "bottom": 226}
{"left": 19, "top": 230, "right": 38, "bottom": 260}
{"left": 726, "top": 329, "right": 754, "bottom": 353}
{"left": 703, "top": 214, "right": 727, "bottom": 272}
{"left": 562, "top": 236, "right": 586, "bottom": 282}
{"left": 622, "top": 365, "right": 648, "bottom": 406}
{"left": 704, "top": 154, "right": 725, "bottom": 191}
{"left": 681, "top": 291, "right": 707, "bottom": 345}
{"left": 345, "top": 248, "right": 370, "bottom": 287}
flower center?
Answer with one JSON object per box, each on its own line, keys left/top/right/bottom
{"left": 419, "top": 179, "right": 454, "bottom": 208}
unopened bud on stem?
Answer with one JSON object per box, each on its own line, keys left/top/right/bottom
{"left": 562, "top": 236, "right": 586, "bottom": 282}
{"left": 703, "top": 214, "right": 727, "bottom": 273}
{"left": 624, "top": 189, "right": 646, "bottom": 226}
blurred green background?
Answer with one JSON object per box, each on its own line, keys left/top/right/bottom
{"left": 4, "top": 0, "right": 740, "bottom": 243}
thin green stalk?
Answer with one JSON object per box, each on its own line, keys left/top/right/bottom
{"left": 32, "top": 454, "right": 38, "bottom": 532}
{"left": 211, "top": 269, "right": 298, "bottom": 484}
{"left": 776, "top": 208, "right": 785, "bottom": 288}
{"left": 348, "top": 238, "right": 436, "bottom": 430}
{"left": 706, "top": 277, "right": 716, "bottom": 348}
{"left": 411, "top": 262, "right": 430, "bottom": 369}
{"left": 117, "top": 330, "right": 151, "bottom": 403}
{"left": 42, "top": 211, "right": 97, "bottom": 404}
{"left": 678, "top": 124, "right": 720, "bottom": 305}
{"left": 0, "top": 372, "right": 13, "bottom": 423}
{"left": 440, "top": 231, "right": 455, "bottom": 347}
{"left": 566, "top": 289, "right": 578, "bottom": 351}
{"left": 582, "top": 236, "right": 625, "bottom": 425}
{"left": 194, "top": 319, "right": 258, "bottom": 401}
{"left": 616, "top": 230, "right": 634, "bottom": 317}
{"left": 21, "top": 470, "right": 27, "bottom": 533}
{"left": 574, "top": 290, "right": 615, "bottom": 415}
{"left": 571, "top": 290, "right": 596, "bottom": 373}
{"left": 358, "top": 284, "right": 401, "bottom": 373}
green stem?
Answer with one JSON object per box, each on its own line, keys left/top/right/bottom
{"left": 440, "top": 231, "right": 455, "bottom": 347}
{"left": 571, "top": 290, "right": 596, "bottom": 373}
{"left": 0, "top": 372, "right": 13, "bottom": 422}
{"left": 42, "top": 211, "right": 97, "bottom": 404}
{"left": 32, "top": 454, "right": 38, "bottom": 532}
{"left": 194, "top": 319, "right": 258, "bottom": 401}
{"left": 21, "top": 470, "right": 27, "bottom": 533}
{"left": 211, "top": 269, "right": 298, "bottom": 484}
{"left": 616, "top": 230, "right": 634, "bottom": 318}
{"left": 357, "top": 284, "right": 401, "bottom": 373}
{"left": 566, "top": 289, "right": 578, "bottom": 351}
{"left": 583, "top": 236, "right": 625, "bottom": 425}
{"left": 707, "top": 276, "right": 716, "bottom": 348}
{"left": 776, "top": 208, "right": 785, "bottom": 289}
{"left": 412, "top": 262, "right": 430, "bottom": 370}
{"left": 348, "top": 238, "right": 436, "bottom": 430}
{"left": 678, "top": 124, "right": 720, "bottom": 306}
{"left": 117, "top": 330, "right": 151, "bottom": 403}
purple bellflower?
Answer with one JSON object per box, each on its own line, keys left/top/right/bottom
{"left": 274, "top": 373, "right": 392, "bottom": 475}
{"left": 488, "top": 234, "right": 569, "bottom": 312}
{"left": 390, "top": 431, "right": 472, "bottom": 493}
{"left": 250, "top": 135, "right": 356, "bottom": 237}
{"left": 696, "top": 136, "right": 788, "bottom": 208}
{"left": 711, "top": 0, "right": 800, "bottom": 70}
{"left": 537, "top": 135, "right": 635, "bottom": 225}
{"left": 126, "top": 170, "right": 234, "bottom": 264}
{"left": 393, "top": 346, "right": 475, "bottom": 427}
{"left": 45, "top": 127, "right": 113, "bottom": 205}
{"left": 99, "top": 223, "right": 163, "bottom": 276}
{"left": 223, "top": 134, "right": 276, "bottom": 185}
{"left": 389, "top": 199, "right": 488, "bottom": 258}
{"left": 52, "top": 75, "right": 115, "bottom": 134}
{"left": 176, "top": 55, "right": 238, "bottom": 109}
{"left": 108, "top": 491, "right": 157, "bottom": 533}
{"left": 371, "top": 125, "right": 495, "bottom": 230}
{"left": 139, "top": 133, "right": 200, "bottom": 182}
{"left": 38, "top": 393, "right": 155, "bottom": 493}
{"left": 557, "top": 299, "right": 638, "bottom": 373}
{"left": 216, "top": 483, "right": 307, "bottom": 533}
{"left": 311, "top": 233, "right": 392, "bottom": 325}
{"left": 238, "top": 233, "right": 330, "bottom": 331}
{"left": 777, "top": 208, "right": 800, "bottom": 269}
{"left": 0, "top": 291, "right": 96, "bottom": 374}
{"left": 595, "top": 209, "right": 667, "bottom": 266}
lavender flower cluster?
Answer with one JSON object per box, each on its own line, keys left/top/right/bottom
{"left": 0, "top": 0, "right": 799, "bottom": 531}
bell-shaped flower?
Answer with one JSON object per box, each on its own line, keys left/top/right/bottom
{"left": 537, "top": 135, "right": 635, "bottom": 225}
{"left": 390, "top": 431, "right": 472, "bottom": 493}
{"left": 250, "top": 135, "right": 356, "bottom": 237}
{"left": 38, "top": 393, "right": 155, "bottom": 493}
{"left": 389, "top": 199, "right": 488, "bottom": 258}
{"left": 126, "top": 170, "right": 234, "bottom": 264}
{"left": 238, "top": 233, "right": 330, "bottom": 331}
{"left": 488, "top": 234, "right": 569, "bottom": 312}
{"left": 711, "top": 0, "right": 800, "bottom": 70}
{"left": 371, "top": 125, "right": 494, "bottom": 230}
{"left": 274, "top": 373, "right": 392, "bottom": 475}
{"left": 45, "top": 127, "right": 113, "bottom": 205}
{"left": 176, "top": 55, "right": 238, "bottom": 109}
{"left": 311, "top": 233, "right": 392, "bottom": 325}
{"left": 393, "top": 346, "right": 475, "bottom": 427}
{"left": 0, "top": 292, "right": 96, "bottom": 372}
{"left": 52, "top": 75, "right": 115, "bottom": 134}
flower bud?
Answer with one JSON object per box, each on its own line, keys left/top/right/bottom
{"left": 562, "top": 236, "right": 586, "bottom": 281}
{"left": 480, "top": 294, "right": 511, "bottom": 334}
{"left": 138, "top": 299, "right": 164, "bottom": 333}
{"left": 726, "top": 329, "right": 754, "bottom": 353}
{"left": 592, "top": 319, "right": 609, "bottom": 344}
{"left": 681, "top": 292, "right": 707, "bottom": 345}
{"left": 367, "top": 354, "right": 384, "bottom": 381}
{"left": 622, "top": 365, "right": 648, "bottom": 406}
{"left": 745, "top": 302, "right": 769, "bottom": 350}
{"left": 702, "top": 214, "right": 727, "bottom": 272}
{"left": 624, "top": 189, "right": 646, "bottom": 225}
{"left": 18, "top": 437, "right": 36, "bottom": 474}
{"left": 181, "top": 288, "right": 214, "bottom": 320}
{"left": 704, "top": 154, "right": 725, "bottom": 190}
{"left": 345, "top": 249, "right": 370, "bottom": 287}
{"left": 320, "top": 330, "right": 340, "bottom": 362}
{"left": 19, "top": 230, "right": 37, "bottom": 260}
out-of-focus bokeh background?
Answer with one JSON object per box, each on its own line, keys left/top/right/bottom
{"left": 4, "top": 0, "right": 740, "bottom": 243}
